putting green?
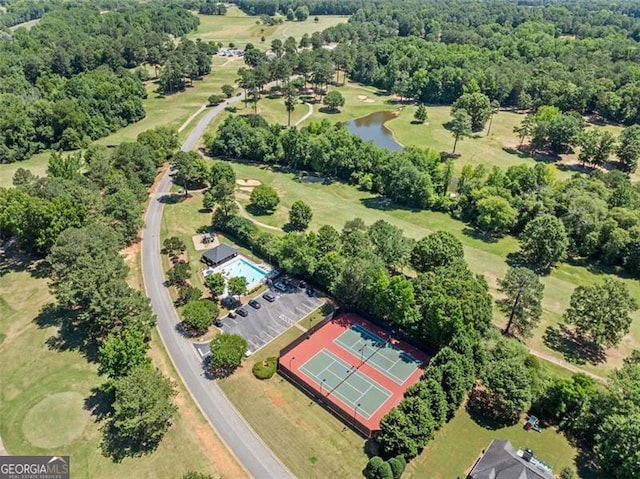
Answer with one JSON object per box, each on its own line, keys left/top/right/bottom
{"left": 22, "top": 392, "right": 89, "bottom": 449}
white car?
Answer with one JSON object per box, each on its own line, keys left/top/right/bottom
{"left": 244, "top": 349, "right": 253, "bottom": 358}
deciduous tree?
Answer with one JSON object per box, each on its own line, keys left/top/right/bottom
{"left": 323, "top": 90, "right": 345, "bottom": 112}
{"left": 182, "top": 299, "right": 218, "bottom": 334}
{"left": 249, "top": 184, "right": 279, "bottom": 213}
{"left": 564, "top": 280, "right": 638, "bottom": 348}
{"left": 204, "top": 273, "right": 226, "bottom": 298}
{"left": 209, "top": 333, "right": 248, "bottom": 375}
{"left": 98, "top": 327, "right": 150, "bottom": 378}
{"left": 617, "top": 125, "right": 640, "bottom": 173}
{"left": 410, "top": 231, "right": 464, "bottom": 272}
{"left": 520, "top": 214, "right": 568, "bottom": 269}
{"left": 228, "top": 276, "right": 248, "bottom": 297}
{"left": 452, "top": 92, "right": 492, "bottom": 131}
{"left": 289, "top": 200, "right": 313, "bottom": 230}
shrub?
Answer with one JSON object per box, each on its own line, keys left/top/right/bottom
{"left": 252, "top": 357, "right": 277, "bottom": 379}
{"left": 224, "top": 106, "right": 238, "bottom": 113}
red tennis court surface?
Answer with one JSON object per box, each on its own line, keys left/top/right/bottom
{"left": 279, "top": 313, "right": 430, "bottom": 437}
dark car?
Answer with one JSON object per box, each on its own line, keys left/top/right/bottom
{"left": 298, "top": 280, "right": 307, "bottom": 289}
{"left": 274, "top": 282, "right": 287, "bottom": 293}
{"left": 262, "top": 292, "right": 276, "bottom": 302}
{"left": 306, "top": 287, "right": 315, "bottom": 297}
{"left": 236, "top": 307, "right": 248, "bottom": 317}
{"left": 248, "top": 299, "right": 262, "bottom": 309}
{"left": 214, "top": 318, "right": 223, "bottom": 327}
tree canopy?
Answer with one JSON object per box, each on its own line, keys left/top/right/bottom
{"left": 209, "top": 333, "right": 248, "bottom": 376}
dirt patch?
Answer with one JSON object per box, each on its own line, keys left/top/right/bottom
{"left": 148, "top": 341, "right": 248, "bottom": 479}
{"left": 238, "top": 186, "right": 255, "bottom": 193}
{"left": 236, "top": 179, "right": 261, "bottom": 187}
{"left": 192, "top": 233, "right": 220, "bottom": 251}
{"left": 268, "top": 391, "right": 284, "bottom": 408}
{"left": 121, "top": 241, "right": 142, "bottom": 290}
{"left": 235, "top": 192, "right": 250, "bottom": 201}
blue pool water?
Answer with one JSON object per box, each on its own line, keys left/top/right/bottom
{"left": 204, "top": 257, "right": 267, "bottom": 290}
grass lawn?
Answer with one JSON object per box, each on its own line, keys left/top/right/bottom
{"left": 0, "top": 249, "right": 241, "bottom": 479}
{"left": 222, "top": 162, "right": 640, "bottom": 375}
{"left": 189, "top": 8, "right": 348, "bottom": 49}
{"left": 0, "top": 151, "right": 52, "bottom": 189}
{"left": 95, "top": 58, "right": 243, "bottom": 146}
{"left": 218, "top": 324, "right": 368, "bottom": 479}
{"left": 406, "top": 407, "right": 582, "bottom": 479}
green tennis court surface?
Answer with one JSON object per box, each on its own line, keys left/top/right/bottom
{"left": 299, "top": 349, "right": 392, "bottom": 419}
{"left": 334, "top": 324, "right": 423, "bottom": 384}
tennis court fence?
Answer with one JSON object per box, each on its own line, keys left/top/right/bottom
{"left": 277, "top": 361, "right": 374, "bottom": 438}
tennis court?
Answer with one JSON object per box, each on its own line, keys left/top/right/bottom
{"left": 334, "top": 324, "right": 423, "bottom": 384}
{"left": 279, "top": 313, "right": 430, "bottom": 436}
{"left": 299, "top": 349, "right": 392, "bottom": 419}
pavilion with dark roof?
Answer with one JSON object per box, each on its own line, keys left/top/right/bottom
{"left": 468, "top": 440, "right": 554, "bottom": 479}
{"left": 201, "top": 243, "right": 237, "bottom": 267}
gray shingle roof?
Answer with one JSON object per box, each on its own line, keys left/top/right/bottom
{"left": 469, "top": 440, "right": 554, "bottom": 479}
{"left": 202, "top": 244, "right": 237, "bottom": 266}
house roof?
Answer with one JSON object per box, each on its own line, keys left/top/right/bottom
{"left": 469, "top": 440, "right": 554, "bottom": 479}
{"left": 202, "top": 243, "right": 237, "bottom": 264}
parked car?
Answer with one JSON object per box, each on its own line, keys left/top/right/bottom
{"left": 274, "top": 282, "right": 287, "bottom": 293}
{"left": 306, "top": 287, "right": 315, "bottom": 297}
{"left": 262, "top": 292, "right": 276, "bottom": 302}
{"left": 244, "top": 349, "right": 253, "bottom": 357}
{"left": 227, "top": 310, "right": 237, "bottom": 319}
{"left": 214, "top": 318, "right": 223, "bottom": 327}
{"left": 298, "top": 280, "right": 307, "bottom": 289}
{"left": 236, "top": 307, "right": 248, "bottom": 317}
{"left": 248, "top": 299, "right": 261, "bottom": 309}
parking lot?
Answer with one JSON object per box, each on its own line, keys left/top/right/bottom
{"left": 194, "top": 282, "right": 324, "bottom": 358}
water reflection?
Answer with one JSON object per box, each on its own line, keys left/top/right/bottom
{"left": 345, "top": 111, "right": 403, "bottom": 151}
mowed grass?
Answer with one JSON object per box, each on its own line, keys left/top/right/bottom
{"left": 0, "top": 253, "right": 238, "bottom": 478}
{"left": 0, "top": 151, "right": 51, "bottom": 188}
{"left": 406, "top": 407, "right": 580, "bottom": 478}
{"left": 189, "top": 8, "right": 348, "bottom": 48}
{"left": 218, "top": 324, "right": 368, "bottom": 479}
{"left": 223, "top": 162, "right": 640, "bottom": 375}
{"left": 96, "top": 58, "right": 243, "bottom": 146}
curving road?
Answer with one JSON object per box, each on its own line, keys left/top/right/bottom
{"left": 141, "top": 95, "right": 294, "bottom": 479}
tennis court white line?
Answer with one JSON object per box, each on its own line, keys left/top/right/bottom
{"left": 298, "top": 349, "right": 392, "bottom": 419}
{"left": 335, "top": 326, "right": 422, "bottom": 384}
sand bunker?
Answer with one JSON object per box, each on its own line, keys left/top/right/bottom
{"left": 357, "top": 94, "right": 375, "bottom": 103}
{"left": 236, "top": 179, "right": 261, "bottom": 187}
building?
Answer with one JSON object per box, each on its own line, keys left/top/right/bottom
{"left": 201, "top": 243, "right": 237, "bottom": 267}
{"left": 468, "top": 440, "right": 554, "bottom": 479}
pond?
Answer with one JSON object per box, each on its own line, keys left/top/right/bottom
{"left": 345, "top": 110, "right": 403, "bottom": 151}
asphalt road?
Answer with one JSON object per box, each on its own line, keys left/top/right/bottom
{"left": 141, "top": 94, "right": 294, "bottom": 479}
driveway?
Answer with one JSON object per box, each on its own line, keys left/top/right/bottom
{"left": 195, "top": 286, "right": 324, "bottom": 358}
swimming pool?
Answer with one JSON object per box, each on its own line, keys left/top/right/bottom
{"left": 203, "top": 256, "right": 268, "bottom": 291}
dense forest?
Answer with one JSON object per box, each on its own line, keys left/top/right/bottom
{"left": 0, "top": 1, "right": 201, "bottom": 162}
{"left": 232, "top": 0, "right": 640, "bottom": 125}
